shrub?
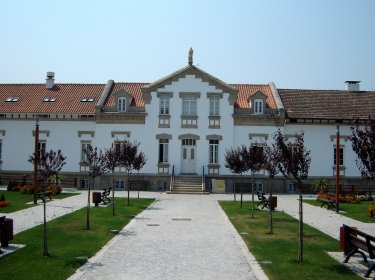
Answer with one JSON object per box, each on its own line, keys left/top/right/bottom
{"left": 368, "top": 204, "right": 375, "bottom": 217}
{"left": 19, "top": 184, "right": 35, "bottom": 194}
{"left": 316, "top": 192, "right": 360, "bottom": 203}
{"left": 0, "top": 201, "right": 10, "bottom": 207}
{"left": 47, "top": 184, "right": 61, "bottom": 195}
{"left": 0, "top": 194, "right": 5, "bottom": 201}
{"left": 7, "top": 180, "right": 18, "bottom": 191}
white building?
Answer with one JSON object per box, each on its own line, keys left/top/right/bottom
{"left": 0, "top": 54, "right": 374, "bottom": 193}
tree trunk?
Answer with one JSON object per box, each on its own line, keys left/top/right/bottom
{"left": 127, "top": 171, "right": 130, "bottom": 206}
{"left": 233, "top": 177, "right": 236, "bottom": 202}
{"left": 43, "top": 180, "right": 49, "bottom": 256}
{"left": 86, "top": 177, "right": 93, "bottom": 230}
{"left": 112, "top": 170, "right": 115, "bottom": 216}
{"left": 240, "top": 174, "right": 243, "bottom": 209}
{"left": 137, "top": 171, "right": 140, "bottom": 199}
{"left": 251, "top": 173, "right": 254, "bottom": 218}
{"left": 268, "top": 179, "right": 273, "bottom": 234}
{"left": 298, "top": 187, "right": 303, "bottom": 264}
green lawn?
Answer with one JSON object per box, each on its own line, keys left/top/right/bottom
{"left": 0, "top": 197, "right": 153, "bottom": 280}
{"left": 304, "top": 199, "right": 375, "bottom": 223}
{"left": 0, "top": 190, "right": 78, "bottom": 213}
{"left": 220, "top": 201, "right": 361, "bottom": 280}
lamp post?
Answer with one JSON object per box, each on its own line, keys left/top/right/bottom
{"left": 33, "top": 117, "right": 39, "bottom": 204}
{"left": 335, "top": 123, "right": 340, "bottom": 213}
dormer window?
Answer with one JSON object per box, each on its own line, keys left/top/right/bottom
{"left": 118, "top": 97, "right": 126, "bottom": 112}
{"left": 254, "top": 99, "right": 263, "bottom": 115}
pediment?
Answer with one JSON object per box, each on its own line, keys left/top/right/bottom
{"left": 142, "top": 65, "right": 238, "bottom": 104}
{"left": 250, "top": 90, "right": 267, "bottom": 101}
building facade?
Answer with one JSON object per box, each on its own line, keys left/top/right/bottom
{"left": 0, "top": 57, "right": 374, "bottom": 193}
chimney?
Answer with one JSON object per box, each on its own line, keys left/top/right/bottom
{"left": 345, "top": 81, "right": 360, "bottom": 92}
{"left": 46, "top": 72, "right": 55, "bottom": 89}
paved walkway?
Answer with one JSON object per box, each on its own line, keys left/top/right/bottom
{"left": 68, "top": 193, "right": 267, "bottom": 280}
{"left": 2, "top": 190, "right": 375, "bottom": 279}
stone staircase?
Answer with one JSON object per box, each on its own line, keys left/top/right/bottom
{"left": 168, "top": 175, "right": 208, "bottom": 194}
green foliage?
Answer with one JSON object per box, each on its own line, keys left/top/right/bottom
{"left": 312, "top": 178, "right": 328, "bottom": 193}
{"left": 47, "top": 184, "right": 62, "bottom": 195}
{"left": 19, "top": 184, "right": 34, "bottom": 194}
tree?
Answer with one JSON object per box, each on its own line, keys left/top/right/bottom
{"left": 264, "top": 144, "right": 279, "bottom": 234}
{"left": 241, "top": 144, "right": 266, "bottom": 218}
{"left": 104, "top": 144, "right": 120, "bottom": 216}
{"left": 133, "top": 151, "right": 147, "bottom": 199}
{"left": 29, "top": 149, "right": 66, "bottom": 256}
{"left": 225, "top": 147, "right": 247, "bottom": 207}
{"left": 118, "top": 140, "right": 140, "bottom": 206}
{"left": 84, "top": 146, "right": 109, "bottom": 229}
{"left": 274, "top": 129, "right": 311, "bottom": 264}
{"left": 349, "top": 119, "right": 375, "bottom": 189}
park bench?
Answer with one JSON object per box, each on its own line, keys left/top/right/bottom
{"left": 343, "top": 224, "right": 375, "bottom": 278}
{"left": 320, "top": 198, "right": 336, "bottom": 210}
{"left": 256, "top": 191, "right": 269, "bottom": 209}
{"left": 101, "top": 187, "right": 111, "bottom": 205}
{"left": 36, "top": 190, "right": 52, "bottom": 202}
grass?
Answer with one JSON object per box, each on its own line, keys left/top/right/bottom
{"left": 0, "top": 197, "right": 153, "bottom": 280}
{"left": 304, "top": 199, "right": 375, "bottom": 223}
{"left": 0, "top": 190, "right": 78, "bottom": 213}
{"left": 219, "top": 201, "right": 361, "bottom": 280}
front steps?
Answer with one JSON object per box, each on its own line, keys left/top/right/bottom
{"left": 167, "top": 175, "right": 209, "bottom": 194}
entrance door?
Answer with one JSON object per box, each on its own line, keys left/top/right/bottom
{"left": 181, "top": 139, "right": 196, "bottom": 174}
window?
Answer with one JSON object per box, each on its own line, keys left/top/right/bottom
{"left": 118, "top": 97, "right": 126, "bottom": 112}
{"left": 182, "top": 96, "right": 197, "bottom": 115}
{"left": 333, "top": 147, "right": 344, "bottom": 166}
{"left": 254, "top": 181, "right": 264, "bottom": 192}
{"left": 0, "top": 139, "right": 2, "bottom": 160}
{"left": 160, "top": 96, "right": 170, "bottom": 115}
{"left": 5, "top": 97, "right": 19, "bottom": 102}
{"left": 38, "top": 141, "right": 46, "bottom": 160}
{"left": 254, "top": 99, "right": 263, "bottom": 114}
{"left": 80, "top": 98, "right": 95, "bottom": 102}
{"left": 209, "top": 96, "right": 220, "bottom": 116}
{"left": 81, "top": 141, "right": 91, "bottom": 162}
{"left": 209, "top": 140, "right": 219, "bottom": 164}
{"left": 80, "top": 179, "right": 89, "bottom": 189}
{"left": 159, "top": 139, "right": 169, "bottom": 163}
{"left": 289, "top": 183, "right": 296, "bottom": 193}
{"left": 115, "top": 178, "right": 125, "bottom": 190}
{"left": 43, "top": 97, "right": 56, "bottom": 102}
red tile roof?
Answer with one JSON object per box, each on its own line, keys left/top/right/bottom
{"left": 0, "top": 84, "right": 105, "bottom": 114}
{"left": 231, "top": 84, "right": 276, "bottom": 109}
{"left": 105, "top": 82, "right": 149, "bottom": 108}
{"left": 278, "top": 89, "right": 375, "bottom": 120}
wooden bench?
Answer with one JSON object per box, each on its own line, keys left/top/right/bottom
{"left": 343, "top": 224, "right": 375, "bottom": 278}
{"left": 101, "top": 187, "right": 111, "bottom": 205}
{"left": 36, "top": 191, "right": 52, "bottom": 202}
{"left": 320, "top": 198, "right": 336, "bottom": 210}
{"left": 256, "top": 191, "right": 269, "bottom": 209}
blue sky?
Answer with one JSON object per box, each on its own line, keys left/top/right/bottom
{"left": 1, "top": 0, "right": 374, "bottom": 90}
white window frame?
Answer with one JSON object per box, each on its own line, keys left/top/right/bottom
{"left": 115, "top": 178, "right": 125, "bottom": 190}
{"left": 118, "top": 97, "right": 126, "bottom": 112}
{"left": 38, "top": 141, "right": 46, "bottom": 160}
{"left": 333, "top": 146, "right": 344, "bottom": 166}
{"left": 209, "top": 96, "right": 220, "bottom": 116}
{"left": 81, "top": 178, "right": 89, "bottom": 189}
{"left": 182, "top": 96, "right": 197, "bottom": 116}
{"left": 254, "top": 99, "right": 264, "bottom": 115}
{"left": 159, "top": 139, "right": 169, "bottom": 163}
{"left": 209, "top": 139, "right": 219, "bottom": 164}
{"left": 160, "top": 96, "right": 170, "bottom": 115}
{"left": 81, "top": 141, "right": 91, "bottom": 162}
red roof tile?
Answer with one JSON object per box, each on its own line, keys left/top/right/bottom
{"left": 105, "top": 83, "right": 149, "bottom": 108}
{"left": 0, "top": 84, "right": 105, "bottom": 114}
{"left": 230, "top": 84, "right": 276, "bottom": 109}
{"left": 278, "top": 89, "right": 375, "bottom": 120}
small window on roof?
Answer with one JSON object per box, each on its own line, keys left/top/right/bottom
{"left": 5, "top": 97, "right": 19, "bottom": 102}
{"left": 43, "top": 98, "right": 56, "bottom": 102}
{"left": 80, "top": 98, "right": 95, "bottom": 102}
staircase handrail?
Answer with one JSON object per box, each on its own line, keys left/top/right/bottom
{"left": 202, "top": 165, "right": 205, "bottom": 192}
{"left": 169, "top": 165, "right": 175, "bottom": 192}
